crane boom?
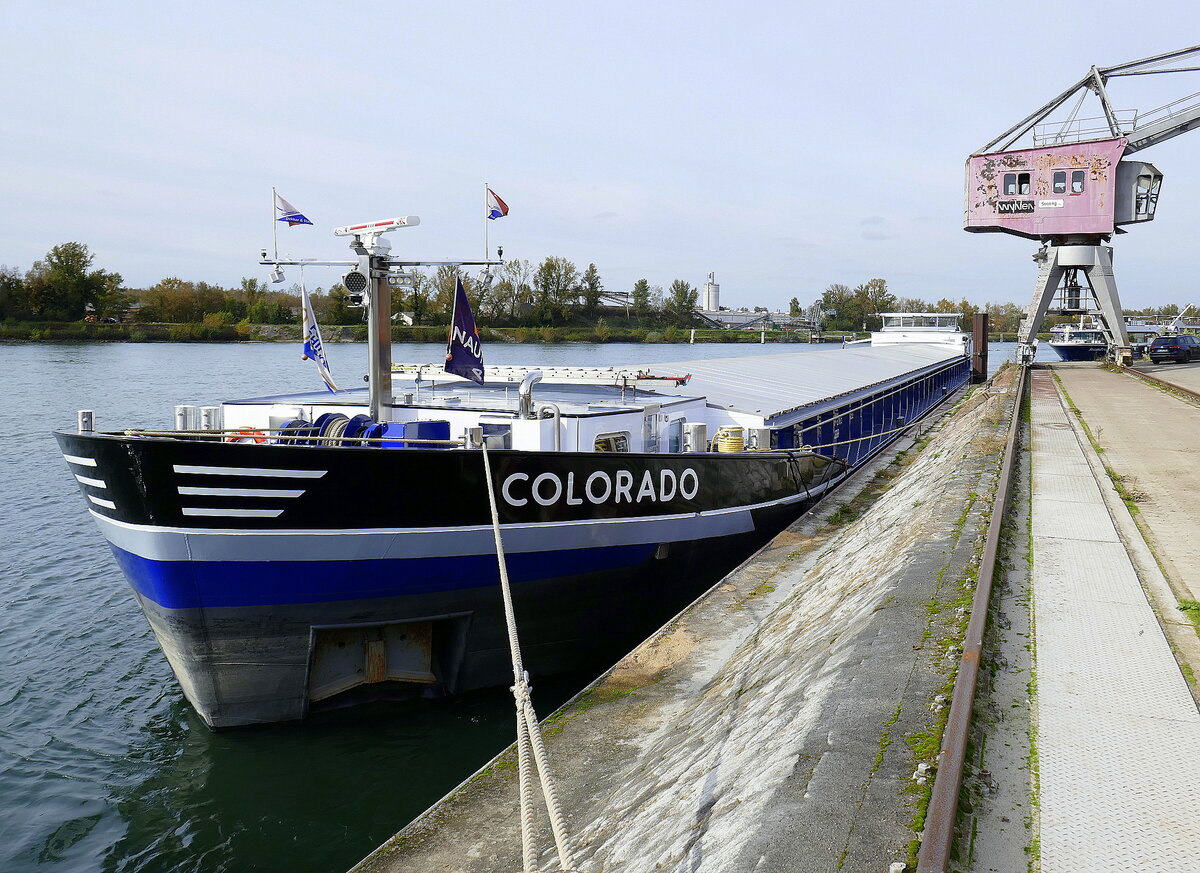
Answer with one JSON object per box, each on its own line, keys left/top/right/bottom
{"left": 1122, "top": 100, "right": 1200, "bottom": 153}
{"left": 975, "top": 44, "right": 1200, "bottom": 156}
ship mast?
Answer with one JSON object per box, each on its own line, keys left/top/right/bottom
{"left": 262, "top": 216, "right": 501, "bottom": 421}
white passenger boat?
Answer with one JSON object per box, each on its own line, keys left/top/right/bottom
{"left": 1047, "top": 317, "right": 1109, "bottom": 361}
{"left": 872, "top": 313, "right": 971, "bottom": 349}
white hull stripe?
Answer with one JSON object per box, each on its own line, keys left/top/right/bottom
{"left": 181, "top": 508, "right": 286, "bottom": 518}
{"left": 86, "top": 475, "right": 843, "bottom": 563}
{"left": 75, "top": 474, "right": 107, "bottom": 488}
{"left": 173, "top": 464, "right": 327, "bottom": 479}
{"left": 178, "top": 486, "right": 306, "bottom": 498}
{"left": 88, "top": 495, "right": 117, "bottom": 510}
{"left": 91, "top": 507, "right": 756, "bottom": 562}
{"left": 63, "top": 454, "right": 97, "bottom": 467}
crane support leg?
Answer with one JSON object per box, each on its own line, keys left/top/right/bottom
{"left": 1015, "top": 243, "right": 1132, "bottom": 366}
{"left": 1016, "top": 248, "right": 1065, "bottom": 364}
{"left": 1082, "top": 246, "right": 1132, "bottom": 365}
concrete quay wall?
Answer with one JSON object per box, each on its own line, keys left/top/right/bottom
{"left": 352, "top": 373, "right": 1019, "bottom": 873}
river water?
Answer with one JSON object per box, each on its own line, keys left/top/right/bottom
{"left": 0, "top": 340, "right": 1030, "bottom": 873}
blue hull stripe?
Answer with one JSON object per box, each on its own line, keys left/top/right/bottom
{"left": 110, "top": 542, "right": 657, "bottom": 610}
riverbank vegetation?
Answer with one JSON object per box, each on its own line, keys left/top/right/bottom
{"left": 4, "top": 241, "right": 1192, "bottom": 344}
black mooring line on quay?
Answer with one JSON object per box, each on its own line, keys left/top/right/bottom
{"left": 917, "top": 365, "right": 1028, "bottom": 873}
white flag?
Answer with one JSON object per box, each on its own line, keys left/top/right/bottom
{"left": 274, "top": 191, "right": 313, "bottom": 226}
{"left": 300, "top": 285, "right": 338, "bottom": 392}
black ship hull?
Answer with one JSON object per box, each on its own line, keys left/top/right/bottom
{"left": 56, "top": 434, "right": 844, "bottom": 727}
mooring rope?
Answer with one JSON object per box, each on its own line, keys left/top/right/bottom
{"left": 797, "top": 418, "right": 922, "bottom": 452}
{"left": 480, "top": 442, "right": 577, "bottom": 873}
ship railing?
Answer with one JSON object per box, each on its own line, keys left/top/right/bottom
{"left": 120, "top": 427, "right": 468, "bottom": 447}
{"left": 392, "top": 362, "right": 691, "bottom": 388}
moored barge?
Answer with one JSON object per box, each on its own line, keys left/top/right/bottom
{"left": 55, "top": 218, "right": 970, "bottom": 728}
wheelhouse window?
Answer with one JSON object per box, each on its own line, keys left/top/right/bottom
{"left": 594, "top": 432, "right": 630, "bottom": 453}
{"left": 1003, "top": 173, "right": 1017, "bottom": 195}
{"left": 1018, "top": 172, "right": 1031, "bottom": 195}
{"left": 1071, "top": 170, "right": 1085, "bottom": 194}
{"left": 1053, "top": 171, "right": 1066, "bottom": 194}
{"left": 667, "top": 419, "right": 685, "bottom": 453}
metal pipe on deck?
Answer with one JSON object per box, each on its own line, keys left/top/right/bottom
{"left": 517, "top": 371, "right": 543, "bottom": 419}
{"left": 536, "top": 402, "right": 562, "bottom": 451}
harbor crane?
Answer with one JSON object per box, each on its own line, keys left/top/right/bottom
{"left": 965, "top": 45, "right": 1200, "bottom": 365}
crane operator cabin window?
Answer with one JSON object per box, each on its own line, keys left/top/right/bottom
{"left": 1003, "top": 172, "right": 1031, "bottom": 196}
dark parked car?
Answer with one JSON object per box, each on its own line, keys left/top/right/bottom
{"left": 1149, "top": 334, "right": 1200, "bottom": 363}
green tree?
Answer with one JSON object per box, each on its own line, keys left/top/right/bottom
{"left": 25, "top": 242, "right": 119, "bottom": 321}
{"left": 892, "top": 296, "right": 930, "bottom": 312}
{"left": 986, "top": 300, "right": 1024, "bottom": 334}
{"left": 139, "top": 277, "right": 191, "bottom": 322}
{"left": 395, "top": 271, "right": 435, "bottom": 325}
{"left": 240, "top": 277, "right": 265, "bottom": 300}
{"left": 930, "top": 297, "right": 979, "bottom": 331}
{"left": 247, "top": 292, "right": 296, "bottom": 324}
{"left": 92, "top": 271, "right": 132, "bottom": 321}
{"left": 532, "top": 256, "right": 579, "bottom": 325}
{"left": 663, "top": 279, "right": 699, "bottom": 327}
{"left": 431, "top": 266, "right": 460, "bottom": 322}
{"left": 325, "top": 283, "right": 361, "bottom": 325}
{"left": 789, "top": 297, "right": 801, "bottom": 317}
{"left": 631, "top": 278, "right": 652, "bottom": 319}
{"left": 820, "top": 283, "right": 859, "bottom": 331}
{"left": 580, "top": 263, "right": 603, "bottom": 314}
{"left": 0, "top": 264, "right": 30, "bottom": 320}
{"left": 852, "top": 278, "right": 895, "bottom": 331}
{"left": 497, "top": 259, "right": 534, "bottom": 322}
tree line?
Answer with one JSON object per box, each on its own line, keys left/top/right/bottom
{"left": 796, "top": 278, "right": 1195, "bottom": 336}
{"left": 7, "top": 242, "right": 1189, "bottom": 338}
{"left": 0, "top": 243, "right": 707, "bottom": 329}
{"left": 389, "top": 260, "right": 701, "bottom": 328}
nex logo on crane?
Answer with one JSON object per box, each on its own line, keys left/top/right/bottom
{"left": 997, "top": 200, "right": 1035, "bottom": 215}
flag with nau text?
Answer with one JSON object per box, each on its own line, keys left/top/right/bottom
{"left": 485, "top": 188, "right": 509, "bottom": 220}
{"left": 444, "top": 277, "right": 485, "bottom": 384}
{"left": 301, "top": 285, "right": 338, "bottom": 392}
{"left": 275, "top": 191, "right": 313, "bottom": 226}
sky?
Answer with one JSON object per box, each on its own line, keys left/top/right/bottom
{"left": 2, "top": 1, "right": 1199, "bottom": 312}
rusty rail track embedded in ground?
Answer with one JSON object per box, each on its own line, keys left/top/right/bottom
{"left": 1122, "top": 364, "right": 1200, "bottom": 405}
{"left": 916, "top": 365, "right": 1028, "bottom": 872}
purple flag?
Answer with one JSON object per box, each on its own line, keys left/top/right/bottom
{"left": 444, "top": 276, "right": 484, "bottom": 384}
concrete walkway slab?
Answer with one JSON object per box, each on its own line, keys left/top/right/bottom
{"left": 1056, "top": 365, "right": 1200, "bottom": 602}
{"left": 1030, "top": 369, "right": 1200, "bottom": 870}
{"left": 1032, "top": 470, "right": 1105, "bottom": 504}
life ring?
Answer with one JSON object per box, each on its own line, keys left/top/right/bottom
{"left": 226, "top": 428, "right": 267, "bottom": 444}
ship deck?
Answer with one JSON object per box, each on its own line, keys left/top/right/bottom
{"left": 226, "top": 344, "right": 967, "bottom": 424}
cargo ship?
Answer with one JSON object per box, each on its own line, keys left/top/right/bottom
{"left": 55, "top": 217, "right": 971, "bottom": 728}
